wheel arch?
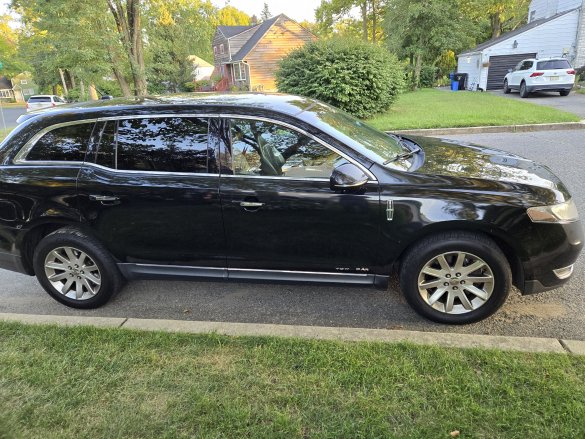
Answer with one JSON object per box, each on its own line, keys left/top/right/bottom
{"left": 394, "top": 222, "right": 524, "bottom": 288}
{"left": 17, "top": 219, "right": 92, "bottom": 275}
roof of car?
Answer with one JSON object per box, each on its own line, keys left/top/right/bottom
{"left": 19, "top": 93, "right": 320, "bottom": 123}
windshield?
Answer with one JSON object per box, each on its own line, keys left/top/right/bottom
{"left": 300, "top": 102, "right": 407, "bottom": 169}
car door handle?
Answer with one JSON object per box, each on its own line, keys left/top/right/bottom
{"left": 89, "top": 194, "right": 119, "bottom": 202}
{"left": 239, "top": 201, "right": 265, "bottom": 208}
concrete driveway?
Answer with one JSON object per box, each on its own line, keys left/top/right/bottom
{"left": 0, "top": 129, "right": 584, "bottom": 340}
{"left": 0, "top": 106, "right": 26, "bottom": 128}
{"left": 491, "top": 89, "right": 585, "bottom": 118}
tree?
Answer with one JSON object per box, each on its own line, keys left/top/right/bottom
{"left": 462, "top": 0, "right": 530, "bottom": 39}
{"left": 260, "top": 3, "right": 271, "bottom": 21}
{"left": 276, "top": 38, "right": 404, "bottom": 118}
{"left": 385, "top": 0, "right": 477, "bottom": 87}
{"left": 145, "top": 0, "right": 216, "bottom": 93}
{"left": 217, "top": 5, "right": 251, "bottom": 26}
{"left": 106, "top": 0, "right": 147, "bottom": 95}
{"left": 316, "top": 0, "right": 383, "bottom": 42}
{"left": 0, "top": 15, "right": 27, "bottom": 78}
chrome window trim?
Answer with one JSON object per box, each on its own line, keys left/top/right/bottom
{"left": 13, "top": 118, "right": 99, "bottom": 164}
{"left": 12, "top": 113, "right": 377, "bottom": 182}
{"left": 82, "top": 161, "right": 220, "bottom": 177}
{"left": 221, "top": 113, "right": 377, "bottom": 182}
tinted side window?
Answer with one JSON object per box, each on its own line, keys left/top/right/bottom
{"left": 520, "top": 61, "right": 533, "bottom": 70}
{"left": 229, "top": 119, "right": 342, "bottom": 178}
{"left": 94, "top": 117, "right": 211, "bottom": 173}
{"left": 26, "top": 123, "right": 94, "bottom": 162}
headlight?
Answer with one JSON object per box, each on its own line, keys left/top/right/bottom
{"left": 527, "top": 199, "right": 579, "bottom": 224}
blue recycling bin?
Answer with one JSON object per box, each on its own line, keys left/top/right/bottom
{"left": 449, "top": 72, "right": 455, "bottom": 81}
{"left": 451, "top": 80, "right": 459, "bottom": 91}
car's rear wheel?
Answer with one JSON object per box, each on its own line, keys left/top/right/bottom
{"left": 519, "top": 81, "right": 529, "bottom": 98}
{"left": 33, "top": 227, "right": 124, "bottom": 309}
{"left": 559, "top": 90, "right": 570, "bottom": 96}
{"left": 503, "top": 79, "right": 511, "bottom": 94}
{"left": 399, "top": 232, "right": 511, "bottom": 324}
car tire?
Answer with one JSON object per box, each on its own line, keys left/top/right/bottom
{"left": 503, "top": 79, "right": 511, "bottom": 94}
{"left": 399, "top": 231, "right": 511, "bottom": 324}
{"left": 519, "top": 82, "right": 529, "bottom": 98}
{"left": 559, "top": 90, "right": 570, "bottom": 97}
{"left": 33, "top": 227, "right": 125, "bottom": 309}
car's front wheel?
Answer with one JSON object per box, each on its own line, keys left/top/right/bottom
{"left": 33, "top": 227, "right": 124, "bottom": 309}
{"left": 399, "top": 232, "right": 511, "bottom": 324}
{"left": 503, "top": 79, "right": 511, "bottom": 94}
{"left": 560, "top": 90, "right": 570, "bottom": 96}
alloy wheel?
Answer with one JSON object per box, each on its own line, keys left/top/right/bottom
{"left": 417, "top": 251, "right": 494, "bottom": 315}
{"left": 44, "top": 246, "right": 102, "bottom": 300}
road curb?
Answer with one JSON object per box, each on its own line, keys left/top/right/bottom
{"left": 389, "top": 121, "right": 585, "bottom": 137}
{"left": 1, "top": 312, "right": 580, "bottom": 355}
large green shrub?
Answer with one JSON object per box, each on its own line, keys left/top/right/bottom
{"left": 276, "top": 38, "right": 404, "bottom": 118}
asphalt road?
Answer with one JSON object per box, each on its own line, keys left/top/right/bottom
{"left": 1, "top": 129, "right": 584, "bottom": 340}
{"left": 0, "top": 106, "right": 26, "bottom": 128}
{"left": 490, "top": 89, "right": 585, "bottom": 118}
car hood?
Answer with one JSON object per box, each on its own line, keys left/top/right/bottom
{"left": 407, "top": 135, "right": 571, "bottom": 201}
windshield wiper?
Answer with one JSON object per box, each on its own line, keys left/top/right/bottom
{"left": 383, "top": 136, "right": 421, "bottom": 165}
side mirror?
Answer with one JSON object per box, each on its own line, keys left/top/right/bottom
{"left": 508, "top": 68, "right": 513, "bottom": 73}
{"left": 330, "top": 162, "right": 369, "bottom": 190}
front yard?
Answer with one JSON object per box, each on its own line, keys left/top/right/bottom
{"left": 367, "top": 88, "right": 581, "bottom": 131}
{"left": 1, "top": 322, "right": 584, "bottom": 438}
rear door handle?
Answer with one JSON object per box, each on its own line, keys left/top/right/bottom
{"left": 239, "top": 201, "right": 265, "bottom": 208}
{"left": 89, "top": 194, "right": 119, "bottom": 202}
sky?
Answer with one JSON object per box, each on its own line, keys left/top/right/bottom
{"left": 211, "top": 0, "right": 322, "bottom": 23}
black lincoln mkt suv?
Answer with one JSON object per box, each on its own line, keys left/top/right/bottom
{"left": 0, "top": 94, "right": 581, "bottom": 324}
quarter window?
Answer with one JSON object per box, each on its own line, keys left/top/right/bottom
{"left": 228, "top": 119, "right": 343, "bottom": 178}
{"left": 93, "top": 117, "right": 212, "bottom": 173}
{"left": 26, "top": 123, "right": 94, "bottom": 162}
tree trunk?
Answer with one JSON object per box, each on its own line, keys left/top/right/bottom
{"left": 361, "top": 1, "right": 368, "bottom": 41}
{"left": 371, "top": 0, "right": 377, "bottom": 43}
{"left": 414, "top": 53, "right": 423, "bottom": 89}
{"left": 58, "top": 68, "right": 69, "bottom": 95}
{"left": 80, "top": 80, "right": 85, "bottom": 101}
{"left": 89, "top": 84, "right": 99, "bottom": 100}
{"left": 112, "top": 66, "right": 132, "bottom": 97}
{"left": 107, "top": 0, "right": 147, "bottom": 96}
{"left": 491, "top": 13, "right": 502, "bottom": 38}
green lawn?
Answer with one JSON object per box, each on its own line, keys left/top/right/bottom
{"left": 1, "top": 322, "right": 584, "bottom": 438}
{"left": 367, "top": 88, "right": 581, "bottom": 131}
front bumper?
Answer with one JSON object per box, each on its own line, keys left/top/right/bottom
{"left": 520, "top": 220, "right": 583, "bottom": 294}
{"left": 527, "top": 83, "right": 573, "bottom": 92}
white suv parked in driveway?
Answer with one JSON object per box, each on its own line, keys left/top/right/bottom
{"left": 26, "top": 95, "right": 67, "bottom": 112}
{"left": 503, "top": 58, "right": 575, "bottom": 98}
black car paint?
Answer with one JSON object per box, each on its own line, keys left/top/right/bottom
{"left": 0, "top": 94, "right": 582, "bottom": 295}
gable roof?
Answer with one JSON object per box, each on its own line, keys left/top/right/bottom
{"left": 460, "top": 7, "right": 579, "bottom": 55}
{"left": 217, "top": 25, "right": 254, "bottom": 38}
{"left": 232, "top": 15, "right": 284, "bottom": 61}
{"left": 188, "top": 55, "right": 213, "bottom": 68}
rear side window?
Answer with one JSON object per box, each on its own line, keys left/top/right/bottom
{"left": 93, "top": 117, "right": 211, "bottom": 173}
{"left": 28, "top": 97, "right": 51, "bottom": 103}
{"left": 536, "top": 60, "right": 571, "bottom": 70}
{"left": 519, "top": 61, "right": 533, "bottom": 70}
{"left": 25, "top": 123, "right": 95, "bottom": 162}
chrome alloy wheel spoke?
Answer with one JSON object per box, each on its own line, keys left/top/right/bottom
{"left": 44, "top": 246, "right": 101, "bottom": 301}
{"left": 417, "top": 251, "right": 494, "bottom": 315}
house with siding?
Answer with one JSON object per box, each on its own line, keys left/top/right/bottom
{"left": 457, "top": 0, "right": 585, "bottom": 90}
{"left": 211, "top": 14, "right": 316, "bottom": 92}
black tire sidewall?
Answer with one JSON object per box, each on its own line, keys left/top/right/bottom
{"left": 33, "top": 229, "right": 122, "bottom": 309}
{"left": 400, "top": 237, "right": 511, "bottom": 324}
{"left": 520, "top": 82, "right": 528, "bottom": 98}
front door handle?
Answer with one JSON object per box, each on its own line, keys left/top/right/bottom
{"left": 89, "top": 194, "right": 120, "bottom": 203}
{"left": 239, "top": 201, "right": 265, "bottom": 208}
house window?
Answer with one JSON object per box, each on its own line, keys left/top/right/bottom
{"left": 24, "top": 88, "right": 34, "bottom": 95}
{"left": 0, "top": 90, "right": 11, "bottom": 98}
{"left": 20, "top": 80, "right": 27, "bottom": 85}
{"left": 220, "top": 44, "right": 225, "bottom": 54}
{"left": 235, "top": 63, "right": 247, "bottom": 81}
{"left": 213, "top": 46, "right": 218, "bottom": 55}
{"left": 529, "top": 10, "right": 536, "bottom": 22}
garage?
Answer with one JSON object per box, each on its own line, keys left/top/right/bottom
{"left": 486, "top": 53, "right": 537, "bottom": 90}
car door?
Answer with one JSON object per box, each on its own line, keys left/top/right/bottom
{"left": 77, "top": 115, "right": 226, "bottom": 272}
{"left": 218, "top": 116, "right": 381, "bottom": 280}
